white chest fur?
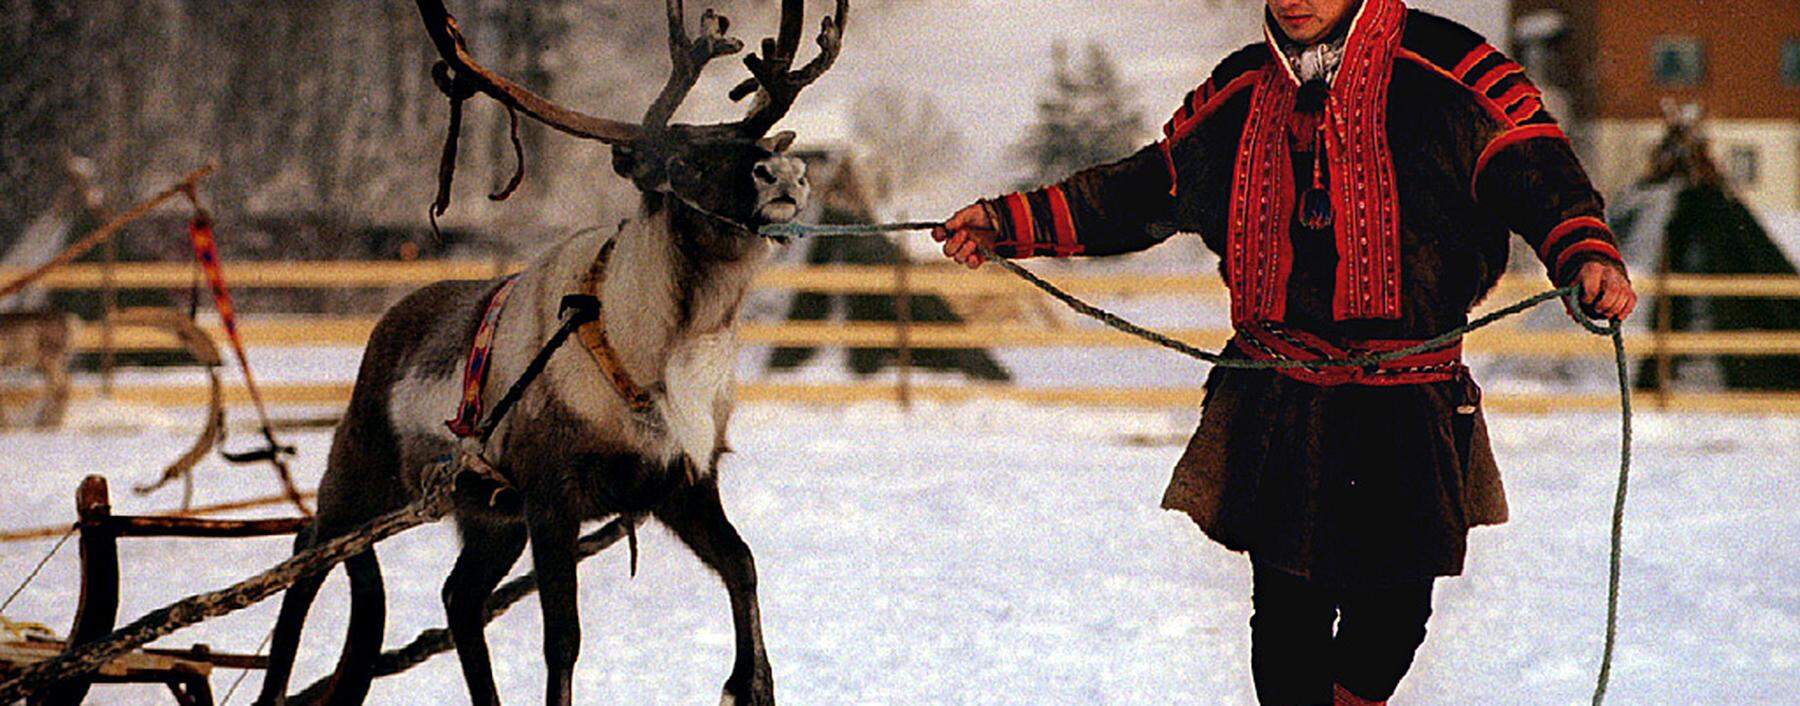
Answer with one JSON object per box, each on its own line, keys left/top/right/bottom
{"left": 658, "top": 330, "right": 737, "bottom": 473}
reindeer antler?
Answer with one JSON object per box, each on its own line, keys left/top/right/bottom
{"left": 414, "top": 0, "right": 847, "bottom": 227}
{"left": 724, "top": 0, "right": 851, "bottom": 139}
{"left": 416, "top": 0, "right": 645, "bottom": 145}
{"left": 644, "top": 2, "right": 746, "bottom": 129}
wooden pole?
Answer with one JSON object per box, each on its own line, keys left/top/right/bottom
{"left": 101, "top": 515, "right": 308, "bottom": 539}
{"left": 894, "top": 236, "right": 913, "bottom": 411}
{"left": 41, "top": 476, "right": 120, "bottom": 706}
{"left": 0, "top": 164, "right": 217, "bottom": 303}
{"left": 100, "top": 235, "right": 117, "bottom": 398}
{"left": 1652, "top": 225, "right": 1675, "bottom": 410}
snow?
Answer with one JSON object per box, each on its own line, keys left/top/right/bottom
{"left": 4, "top": 403, "right": 1798, "bottom": 705}
{"left": 1763, "top": 210, "right": 1800, "bottom": 269}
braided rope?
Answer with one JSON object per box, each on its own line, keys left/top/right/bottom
{"left": 0, "top": 527, "right": 77, "bottom": 617}
{"left": 763, "top": 220, "right": 1633, "bottom": 703}
{"left": 0, "top": 219, "right": 1631, "bottom": 704}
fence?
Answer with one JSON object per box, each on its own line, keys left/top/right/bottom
{"left": 6, "top": 260, "right": 1800, "bottom": 414}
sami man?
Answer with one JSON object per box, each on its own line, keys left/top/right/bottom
{"left": 932, "top": 0, "right": 1638, "bottom": 703}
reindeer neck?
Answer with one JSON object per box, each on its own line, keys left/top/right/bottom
{"left": 593, "top": 197, "right": 770, "bottom": 381}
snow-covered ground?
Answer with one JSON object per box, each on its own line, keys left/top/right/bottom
{"left": 3, "top": 403, "right": 1797, "bottom": 705}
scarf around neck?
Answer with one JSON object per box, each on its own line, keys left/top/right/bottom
{"left": 1273, "top": 3, "right": 1355, "bottom": 83}
{"left": 1228, "top": 0, "right": 1407, "bottom": 325}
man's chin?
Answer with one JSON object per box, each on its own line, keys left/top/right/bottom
{"left": 1277, "top": 20, "right": 1327, "bottom": 43}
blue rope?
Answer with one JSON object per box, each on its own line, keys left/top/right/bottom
{"left": 764, "top": 219, "right": 1633, "bottom": 703}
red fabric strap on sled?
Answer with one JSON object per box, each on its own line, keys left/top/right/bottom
{"left": 446, "top": 275, "right": 521, "bottom": 438}
{"left": 190, "top": 214, "right": 276, "bottom": 425}
{"left": 1232, "top": 323, "right": 1465, "bottom": 387}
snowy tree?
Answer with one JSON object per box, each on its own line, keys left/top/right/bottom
{"left": 848, "top": 84, "right": 966, "bottom": 202}
{"left": 1012, "top": 41, "right": 1148, "bottom": 189}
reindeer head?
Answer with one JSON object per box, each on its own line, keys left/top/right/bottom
{"left": 416, "top": 0, "right": 846, "bottom": 231}
{"left": 1643, "top": 99, "right": 1722, "bottom": 188}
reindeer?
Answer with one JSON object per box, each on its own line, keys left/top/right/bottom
{"left": 253, "top": 2, "right": 846, "bottom": 705}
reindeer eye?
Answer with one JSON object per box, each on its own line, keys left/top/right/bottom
{"left": 754, "top": 165, "right": 775, "bottom": 183}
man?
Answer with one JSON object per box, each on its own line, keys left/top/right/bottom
{"left": 932, "top": 1, "right": 1637, "bottom": 704}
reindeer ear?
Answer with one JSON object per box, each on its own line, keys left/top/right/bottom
{"left": 757, "top": 131, "right": 797, "bottom": 154}
{"left": 612, "top": 145, "right": 640, "bottom": 179}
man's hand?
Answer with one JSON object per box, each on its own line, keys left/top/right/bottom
{"left": 1574, "top": 260, "right": 1638, "bottom": 321}
{"left": 931, "top": 203, "right": 996, "bottom": 270}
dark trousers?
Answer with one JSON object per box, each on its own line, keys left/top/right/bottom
{"left": 1250, "top": 560, "right": 1435, "bottom": 705}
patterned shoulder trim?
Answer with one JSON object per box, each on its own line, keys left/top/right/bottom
{"left": 1399, "top": 11, "right": 1552, "bottom": 127}
{"left": 1161, "top": 69, "right": 1264, "bottom": 146}
{"left": 1161, "top": 43, "right": 1268, "bottom": 145}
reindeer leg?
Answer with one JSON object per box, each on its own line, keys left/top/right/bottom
{"left": 256, "top": 526, "right": 325, "bottom": 706}
{"left": 525, "top": 500, "right": 582, "bottom": 706}
{"left": 443, "top": 518, "right": 528, "bottom": 706}
{"left": 656, "top": 479, "right": 772, "bottom": 706}
{"left": 320, "top": 548, "right": 385, "bottom": 706}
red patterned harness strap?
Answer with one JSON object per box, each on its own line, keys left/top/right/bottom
{"left": 447, "top": 275, "right": 522, "bottom": 438}
{"left": 1232, "top": 323, "right": 1466, "bottom": 387}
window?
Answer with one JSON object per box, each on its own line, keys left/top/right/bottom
{"left": 1652, "top": 37, "right": 1705, "bottom": 87}
{"left": 1727, "top": 144, "right": 1760, "bottom": 187}
{"left": 1784, "top": 40, "right": 1800, "bottom": 86}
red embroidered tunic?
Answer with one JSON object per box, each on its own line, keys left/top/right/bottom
{"left": 984, "top": 7, "right": 1628, "bottom": 583}
{"left": 985, "top": 6, "right": 1624, "bottom": 342}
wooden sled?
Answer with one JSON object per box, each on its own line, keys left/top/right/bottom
{"left": 0, "top": 475, "right": 305, "bottom": 705}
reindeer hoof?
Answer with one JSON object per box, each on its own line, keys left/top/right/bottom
{"left": 719, "top": 693, "right": 775, "bottom": 706}
{"left": 721, "top": 677, "right": 775, "bottom": 706}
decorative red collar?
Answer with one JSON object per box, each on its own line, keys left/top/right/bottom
{"left": 1229, "top": 0, "right": 1407, "bottom": 324}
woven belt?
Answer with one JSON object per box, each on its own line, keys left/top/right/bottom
{"left": 1232, "top": 323, "right": 1466, "bottom": 387}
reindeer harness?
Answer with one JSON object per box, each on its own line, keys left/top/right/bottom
{"left": 447, "top": 238, "right": 656, "bottom": 448}
{"left": 438, "top": 236, "right": 661, "bottom": 571}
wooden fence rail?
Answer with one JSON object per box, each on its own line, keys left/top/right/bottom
{"left": 62, "top": 318, "right": 1800, "bottom": 357}
{"left": 9, "top": 260, "right": 1799, "bottom": 413}
{"left": 10, "top": 261, "right": 1800, "bottom": 298}
{"left": 20, "top": 380, "right": 1800, "bottom": 415}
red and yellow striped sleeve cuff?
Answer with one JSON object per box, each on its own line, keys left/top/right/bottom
{"left": 983, "top": 186, "right": 1084, "bottom": 259}
{"left": 1539, "top": 215, "right": 1625, "bottom": 284}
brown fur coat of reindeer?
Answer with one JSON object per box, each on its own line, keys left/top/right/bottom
{"left": 254, "top": 2, "right": 846, "bottom": 705}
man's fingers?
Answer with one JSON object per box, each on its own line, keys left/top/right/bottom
{"left": 931, "top": 225, "right": 949, "bottom": 243}
{"left": 945, "top": 204, "right": 989, "bottom": 232}
{"left": 1606, "top": 285, "right": 1637, "bottom": 319}
{"left": 1581, "top": 270, "right": 1604, "bottom": 303}
{"left": 953, "top": 238, "right": 979, "bottom": 262}
{"left": 1598, "top": 288, "right": 1625, "bottom": 315}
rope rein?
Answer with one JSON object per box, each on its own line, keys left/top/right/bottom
{"left": 0, "top": 527, "right": 77, "bottom": 618}
{"left": 0, "top": 473, "right": 457, "bottom": 704}
{"left": 760, "top": 220, "right": 1633, "bottom": 704}
{"left": 0, "top": 218, "right": 1630, "bottom": 705}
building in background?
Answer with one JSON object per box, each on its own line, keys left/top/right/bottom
{"left": 1511, "top": 0, "right": 1800, "bottom": 215}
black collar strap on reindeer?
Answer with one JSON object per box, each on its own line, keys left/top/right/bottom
{"left": 441, "top": 271, "right": 599, "bottom": 510}
{"left": 446, "top": 237, "right": 655, "bottom": 449}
